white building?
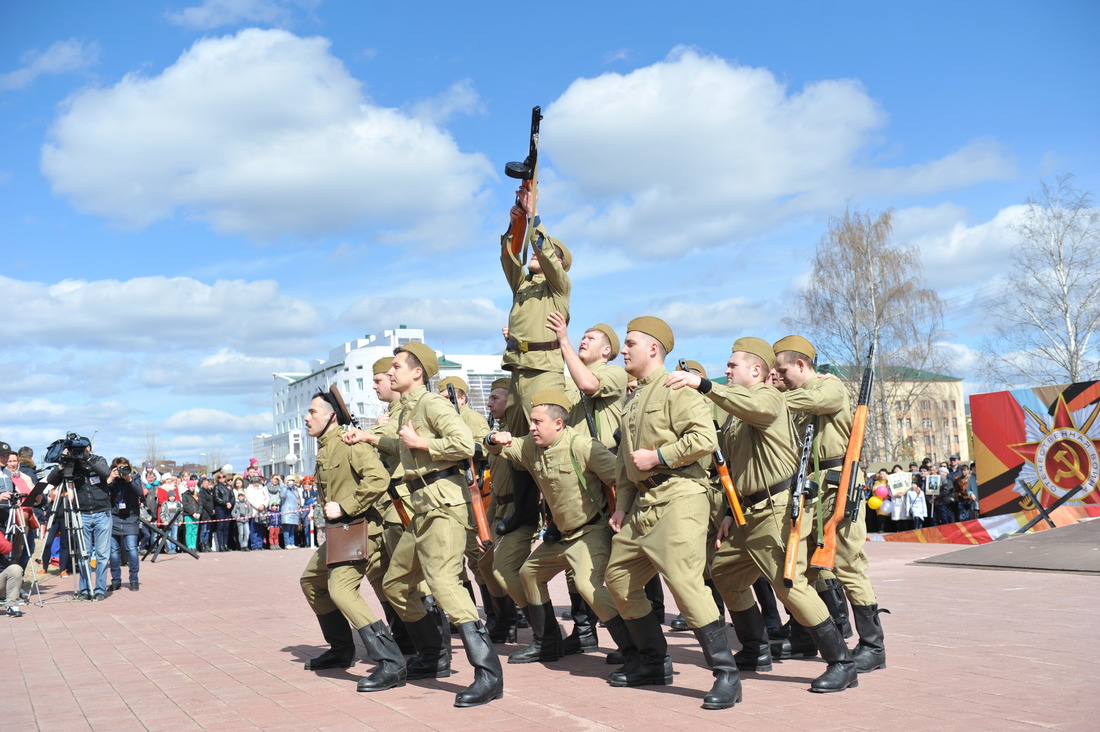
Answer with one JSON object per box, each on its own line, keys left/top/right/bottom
{"left": 254, "top": 326, "right": 508, "bottom": 477}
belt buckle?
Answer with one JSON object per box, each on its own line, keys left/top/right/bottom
{"left": 517, "top": 341, "right": 529, "bottom": 353}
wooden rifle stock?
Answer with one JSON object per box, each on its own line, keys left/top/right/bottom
{"left": 783, "top": 424, "right": 816, "bottom": 587}
{"left": 810, "top": 345, "right": 875, "bottom": 571}
{"left": 504, "top": 106, "right": 542, "bottom": 258}
{"left": 387, "top": 485, "right": 411, "bottom": 529}
{"left": 447, "top": 384, "right": 493, "bottom": 548}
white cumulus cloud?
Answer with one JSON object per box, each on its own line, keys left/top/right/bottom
{"left": 41, "top": 29, "right": 494, "bottom": 246}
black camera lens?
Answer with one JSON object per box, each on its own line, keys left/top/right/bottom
{"left": 119, "top": 465, "right": 132, "bottom": 476}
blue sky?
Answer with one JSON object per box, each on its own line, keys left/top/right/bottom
{"left": 2, "top": 0, "right": 1098, "bottom": 469}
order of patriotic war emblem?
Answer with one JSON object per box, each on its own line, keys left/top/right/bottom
{"left": 1010, "top": 395, "right": 1100, "bottom": 505}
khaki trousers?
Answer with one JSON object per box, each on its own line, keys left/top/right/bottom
{"left": 520, "top": 524, "right": 618, "bottom": 621}
{"left": 300, "top": 543, "right": 378, "bottom": 629}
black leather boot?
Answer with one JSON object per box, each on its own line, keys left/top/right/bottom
{"left": 488, "top": 594, "right": 518, "bottom": 643}
{"left": 728, "top": 606, "right": 773, "bottom": 672}
{"left": 851, "top": 604, "right": 888, "bottom": 673}
{"left": 603, "top": 614, "right": 637, "bottom": 668}
{"left": 382, "top": 600, "right": 416, "bottom": 655}
{"left": 771, "top": 618, "right": 818, "bottom": 659}
{"left": 562, "top": 593, "right": 599, "bottom": 655}
{"left": 454, "top": 621, "right": 504, "bottom": 707}
{"left": 608, "top": 611, "right": 672, "bottom": 687}
{"left": 669, "top": 613, "right": 689, "bottom": 631}
{"left": 692, "top": 619, "right": 742, "bottom": 710}
{"left": 819, "top": 578, "right": 852, "bottom": 638}
{"left": 478, "top": 583, "right": 499, "bottom": 638}
{"left": 304, "top": 610, "right": 355, "bottom": 670}
{"left": 356, "top": 621, "right": 407, "bottom": 692}
{"left": 508, "top": 602, "right": 562, "bottom": 663}
{"left": 405, "top": 597, "right": 452, "bottom": 680}
{"left": 805, "top": 618, "right": 858, "bottom": 693}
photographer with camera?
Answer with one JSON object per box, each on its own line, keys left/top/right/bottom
{"left": 45, "top": 435, "right": 111, "bottom": 601}
{"left": 2, "top": 447, "right": 43, "bottom": 570}
{"left": 108, "top": 458, "right": 143, "bottom": 592}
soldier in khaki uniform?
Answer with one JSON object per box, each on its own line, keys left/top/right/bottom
{"left": 545, "top": 314, "right": 629, "bottom": 654}
{"left": 667, "top": 337, "right": 857, "bottom": 694}
{"left": 500, "top": 186, "right": 572, "bottom": 435}
{"left": 358, "top": 342, "right": 503, "bottom": 708}
{"left": 486, "top": 389, "right": 637, "bottom": 668}
{"left": 437, "top": 376, "right": 495, "bottom": 634}
{"left": 478, "top": 378, "right": 534, "bottom": 642}
{"left": 603, "top": 317, "right": 741, "bottom": 711}
{"left": 298, "top": 388, "right": 406, "bottom": 693}
{"left": 772, "top": 335, "right": 885, "bottom": 674}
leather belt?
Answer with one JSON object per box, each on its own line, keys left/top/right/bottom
{"left": 818, "top": 457, "right": 844, "bottom": 470}
{"left": 506, "top": 337, "right": 560, "bottom": 353}
{"left": 405, "top": 465, "right": 462, "bottom": 492}
{"left": 742, "top": 476, "right": 795, "bottom": 507}
{"left": 638, "top": 473, "right": 674, "bottom": 492}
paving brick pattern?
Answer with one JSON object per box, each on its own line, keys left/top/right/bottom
{"left": 4, "top": 541, "right": 1097, "bottom": 731}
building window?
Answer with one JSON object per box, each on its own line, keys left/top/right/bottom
{"left": 921, "top": 400, "right": 931, "bottom": 410}
{"left": 897, "top": 419, "right": 903, "bottom": 433}
{"left": 356, "top": 378, "right": 364, "bottom": 390}
{"left": 905, "top": 418, "right": 912, "bottom": 429}
{"left": 953, "top": 418, "right": 958, "bottom": 428}
{"left": 895, "top": 401, "right": 903, "bottom": 412}
{"left": 923, "top": 418, "right": 931, "bottom": 429}
{"left": 943, "top": 419, "right": 949, "bottom": 428}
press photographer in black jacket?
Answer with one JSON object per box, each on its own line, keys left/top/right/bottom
{"left": 108, "top": 457, "right": 143, "bottom": 591}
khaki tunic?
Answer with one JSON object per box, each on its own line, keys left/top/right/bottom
{"left": 604, "top": 366, "right": 720, "bottom": 626}
{"left": 379, "top": 385, "right": 480, "bottom": 624}
{"left": 567, "top": 361, "right": 628, "bottom": 449}
{"left": 299, "top": 426, "right": 391, "bottom": 629}
{"left": 494, "top": 426, "right": 620, "bottom": 619}
{"left": 705, "top": 381, "right": 830, "bottom": 627}
{"left": 783, "top": 374, "right": 876, "bottom": 605}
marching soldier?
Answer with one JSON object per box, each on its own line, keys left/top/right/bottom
{"left": 369, "top": 342, "right": 503, "bottom": 707}
{"left": 604, "top": 317, "right": 740, "bottom": 711}
{"left": 771, "top": 335, "right": 886, "bottom": 673}
{"left": 667, "top": 337, "right": 858, "bottom": 694}
{"left": 299, "top": 388, "right": 405, "bottom": 693}
{"left": 479, "top": 378, "right": 535, "bottom": 643}
{"left": 437, "top": 376, "right": 495, "bottom": 634}
{"left": 486, "top": 389, "right": 637, "bottom": 668}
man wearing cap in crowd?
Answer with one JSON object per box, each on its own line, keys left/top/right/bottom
{"left": 480, "top": 377, "right": 535, "bottom": 644}
{"left": 437, "top": 375, "right": 496, "bottom": 639}
{"left": 298, "top": 386, "right": 406, "bottom": 694}
{"left": 545, "top": 313, "right": 629, "bottom": 654}
{"left": 602, "top": 316, "right": 740, "bottom": 711}
{"left": 667, "top": 336, "right": 857, "bottom": 694}
{"left": 486, "top": 388, "right": 636, "bottom": 668}
{"left": 373, "top": 341, "right": 504, "bottom": 708}
{"left": 771, "top": 335, "right": 886, "bottom": 674}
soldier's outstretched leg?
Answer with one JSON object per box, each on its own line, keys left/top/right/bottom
{"left": 727, "top": 606, "right": 773, "bottom": 672}
{"left": 692, "top": 619, "right": 742, "bottom": 710}
{"left": 562, "top": 592, "right": 599, "bottom": 655}
{"left": 608, "top": 610, "right": 673, "bottom": 687}
{"left": 851, "top": 604, "right": 888, "bottom": 673}
{"left": 805, "top": 619, "right": 858, "bottom": 693}
{"left": 304, "top": 609, "right": 355, "bottom": 670}
{"left": 454, "top": 622, "right": 505, "bottom": 707}
{"left": 356, "top": 621, "right": 407, "bottom": 692}
{"left": 508, "top": 601, "right": 562, "bottom": 664}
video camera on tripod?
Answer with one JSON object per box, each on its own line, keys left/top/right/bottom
{"left": 44, "top": 433, "right": 93, "bottom": 467}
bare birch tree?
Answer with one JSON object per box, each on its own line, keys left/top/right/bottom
{"left": 989, "top": 175, "right": 1100, "bottom": 385}
{"left": 785, "top": 208, "right": 947, "bottom": 462}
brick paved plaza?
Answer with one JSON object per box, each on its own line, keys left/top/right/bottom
{"left": 4, "top": 538, "right": 1097, "bottom": 731}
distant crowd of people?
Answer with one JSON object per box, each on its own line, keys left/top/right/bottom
{"left": 864, "top": 454, "right": 979, "bottom": 533}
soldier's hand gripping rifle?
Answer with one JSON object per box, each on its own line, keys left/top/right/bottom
{"left": 783, "top": 423, "right": 818, "bottom": 587}
{"left": 810, "top": 344, "right": 875, "bottom": 571}
{"left": 503, "top": 106, "right": 542, "bottom": 266}
{"left": 580, "top": 394, "right": 617, "bottom": 514}
{"left": 447, "top": 383, "right": 494, "bottom": 549}
{"left": 677, "top": 359, "right": 745, "bottom": 526}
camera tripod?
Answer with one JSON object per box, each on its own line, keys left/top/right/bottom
{"left": 38, "top": 465, "right": 95, "bottom": 603}
{"left": 4, "top": 487, "right": 46, "bottom": 607}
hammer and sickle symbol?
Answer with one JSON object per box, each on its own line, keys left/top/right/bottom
{"left": 1052, "top": 445, "right": 1087, "bottom": 483}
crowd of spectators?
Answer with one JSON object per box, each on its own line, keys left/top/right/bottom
{"left": 863, "top": 454, "right": 979, "bottom": 533}
{"left": 0, "top": 440, "right": 322, "bottom": 609}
